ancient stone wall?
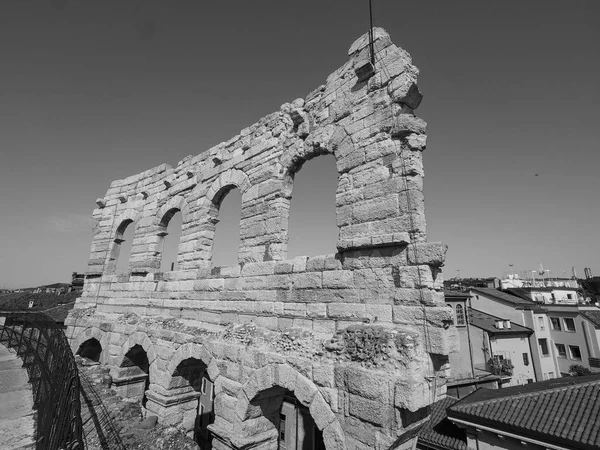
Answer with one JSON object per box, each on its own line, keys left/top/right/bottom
{"left": 66, "top": 28, "right": 457, "bottom": 450}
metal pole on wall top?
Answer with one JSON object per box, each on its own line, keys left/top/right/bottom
{"left": 369, "top": 0, "right": 375, "bottom": 65}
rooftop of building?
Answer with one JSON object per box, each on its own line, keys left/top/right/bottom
{"left": 417, "top": 396, "right": 467, "bottom": 450}
{"left": 468, "top": 308, "right": 534, "bottom": 336}
{"left": 581, "top": 310, "right": 600, "bottom": 329}
{"left": 470, "top": 287, "right": 535, "bottom": 307}
{"left": 444, "top": 289, "right": 470, "bottom": 299}
{"left": 448, "top": 374, "right": 600, "bottom": 450}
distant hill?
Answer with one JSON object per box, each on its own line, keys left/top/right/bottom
{"left": 0, "top": 292, "right": 80, "bottom": 312}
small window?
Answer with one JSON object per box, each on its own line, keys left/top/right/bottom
{"left": 279, "top": 413, "right": 286, "bottom": 441}
{"left": 569, "top": 345, "right": 582, "bottom": 360}
{"left": 548, "top": 372, "right": 555, "bottom": 379}
{"left": 555, "top": 343, "right": 567, "bottom": 358}
{"left": 455, "top": 304, "right": 466, "bottom": 326}
{"left": 537, "top": 317, "right": 545, "bottom": 331}
{"left": 522, "top": 353, "right": 529, "bottom": 366}
{"left": 567, "top": 294, "right": 573, "bottom": 300}
{"left": 201, "top": 378, "right": 207, "bottom": 395}
{"left": 539, "top": 338, "right": 549, "bottom": 356}
{"left": 550, "top": 318, "right": 561, "bottom": 331}
{"left": 527, "top": 379, "right": 534, "bottom": 384}
{"left": 563, "top": 318, "right": 576, "bottom": 332}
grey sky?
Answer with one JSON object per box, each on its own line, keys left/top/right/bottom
{"left": 1, "top": 1, "right": 598, "bottom": 288}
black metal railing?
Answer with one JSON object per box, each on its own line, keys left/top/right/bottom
{"left": 0, "top": 312, "right": 84, "bottom": 450}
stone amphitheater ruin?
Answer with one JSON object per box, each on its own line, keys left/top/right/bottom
{"left": 66, "top": 28, "right": 456, "bottom": 450}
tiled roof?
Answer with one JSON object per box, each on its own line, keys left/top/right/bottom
{"left": 444, "top": 289, "right": 469, "bottom": 299}
{"left": 581, "top": 310, "right": 600, "bottom": 329}
{"left": 471, "top": 288, "right": 534, "bottom": 306}
{"left": 42, "top": 302, "right": 76, "bottom": 324}
{"left": 468, "top": 308, "right": 534, "bottom": 336}
{"left": 448, "top": 375, "right": 600, "bottom": 450}
{"left": 418, "top": 396, "right": 467, "bottom": 450}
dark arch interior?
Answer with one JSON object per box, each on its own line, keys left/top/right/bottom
{"left": 122, "top": 344, "right": 150, "bottom": 406}
{"left": 172, "top": 358, "right": 214, "bottom": 449}
{"left": 250, "top": 389, "right": 325, "bottom": 450}
{"left": 172, "top": 357, "right": 207, "bottom": 390}
{"left": 77, "top": 338, "right": 102, "bottom": 362}
{"left": 122, "top": 344, "right": 149, "bottom": 372}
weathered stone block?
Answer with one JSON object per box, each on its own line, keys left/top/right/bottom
{"left": 345, "top": 367, "right": 388, "bottom": 400}
{"left": 291, "top": 272, "right": 322, "bottom": 289}
{"left": 312, "top": 363, "right": 335, "bottom": 388}
{"left": 406, "top": 242, "right": 447, "bottom": 267}
{"left": 322, "top": 270, "right": 354, "bottom": 289}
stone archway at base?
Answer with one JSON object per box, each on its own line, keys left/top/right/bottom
{"left": 229, "top": 363, "right": 346, "bottom": 450}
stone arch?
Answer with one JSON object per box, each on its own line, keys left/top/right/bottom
{"left": 157, "top": 195, "right": 191, "bottom": 226}
{"left": 195, "top": 169, "right": 252, "bottom": 267}
{"left": 115, "top": 331, "right": 158, "bottom": 381}
{"left": 71, "top": 326, "right": 109, "bottom": 365}
{"left": 278, "top": 125, "right": 351, "bottom": 260}
{"left": 235, "top": 363, "right": 346, "bottom": 450}
{"left": 105, "top": 208, "right": 142, "bottom": 274}
{"left": 153, "top": 195, "right": 192, "bottom": 271}
{"left": 159, "top": 343, "right": 220, "bottom": 441}
{"left": 165, "top": 342, "right": 219, "bottom": 388}
{"left": 205, "top": 169, "right": 252, "bottom": 204}
{"left": 279, "top": 125, "right": 350, "bottom": 195}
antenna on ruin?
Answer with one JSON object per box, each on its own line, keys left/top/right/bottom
{"left": 368, "top": 0, "right": 375, "bottom": 65}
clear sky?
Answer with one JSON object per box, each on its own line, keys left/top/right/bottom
{"left": 1, "top": 1, "right": 598, "bottom": 288}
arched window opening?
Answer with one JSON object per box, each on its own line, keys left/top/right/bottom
{"left": 160, "top": 209, "right": 183, "bottom": 272}
{"left": 114, "top": 220, "right": 134, "bottom": 274}
{"left": 120, "top": 344, "right": 150, "bottom": 406}
{"left": 211, "top": 187, "right": 242, "bottom": 267}
{"left": 250, "top": 388, "right": 325, "bottom": 450}
{"left": 287, "top": 154, "right": 337, "bottom": 259}
{"left": 171, "top": 358, "right": 214, "bottom": 447}
{"left": 456, "top": 304, "right": 466, "bottom": 326}
{"left": 77, "top": 338, "right": 102, "bottom": 363}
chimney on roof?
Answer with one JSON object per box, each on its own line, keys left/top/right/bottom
{"left": 504, "top": 320, "right": 511, "bottom": 329}
{"left": 495, "top": 320, "right": 504, "bottom": 329}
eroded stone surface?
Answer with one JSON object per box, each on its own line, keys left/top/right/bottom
{"left": 67, "top": 28, "right": 455, "bottom": 450}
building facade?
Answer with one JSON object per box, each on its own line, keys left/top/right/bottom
{"left": 468, "top": 288, "right": 600, "bottom": 380}
{"left": 445, "top": 291, "right": 534, "bottom": 390}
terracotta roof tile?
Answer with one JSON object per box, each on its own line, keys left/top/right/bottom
{"left": 448, "top": 375, "right": 600, "bottom": 450}
{"left": 471, "top": 288, "right": 535, "bottom": 306}
{"left": 417, "top": 396, "right": 467, "bottom": 450}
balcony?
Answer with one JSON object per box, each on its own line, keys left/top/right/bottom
{"left": 487, "top": 356, "right": 514, "bottom": 377}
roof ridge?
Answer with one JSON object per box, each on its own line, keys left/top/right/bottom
{"left": 455, "top": 378, "right": 600, "bottom": 410}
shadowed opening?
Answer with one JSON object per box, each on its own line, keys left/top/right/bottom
{"left": 171, "top": 358, "right": 214, "bottom": 448}
{"left": 249, "top": 389, "right": 325, "bottom": 450}
{"left": 121, "top": 344, "right": 150, "bottom": 407}
{"left": 77, "top": 338, "right": 102, "bottom": 363}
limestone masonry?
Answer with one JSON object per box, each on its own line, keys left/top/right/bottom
{"left": 66, "top": 28, "right": 457, "bottom": 450}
